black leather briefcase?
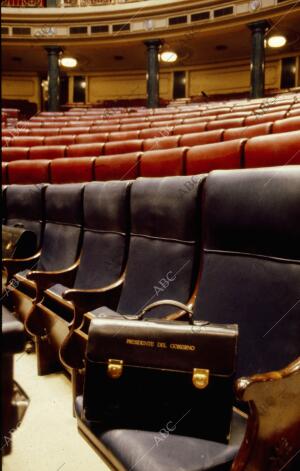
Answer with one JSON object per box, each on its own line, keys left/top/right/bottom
{"left": 2, "top": 225, "right": 38, "bottom": 259}
{"left": 83, "top": 305, "right": 238, "bottom": 443}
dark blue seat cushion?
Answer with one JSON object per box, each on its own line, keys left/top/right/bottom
{"left": 75, "top": 395, "right": 246, "bottom": 471}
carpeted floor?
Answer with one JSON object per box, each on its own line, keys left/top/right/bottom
{"left": 3, "top": 351, "right": 110, "bottom": 471}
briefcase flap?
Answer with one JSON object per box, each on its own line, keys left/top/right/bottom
{"left": 2, "top": 225, "right": 38, "bottom": 259}
{"left": 87, "top": 318, "right": 238, "bottom": 377}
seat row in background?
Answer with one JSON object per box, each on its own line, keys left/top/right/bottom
{"left": 3, "top": 167, "right": 300, "bottom": 471}
{"left": 2, "top": 108, "right": 300, "bottom": 141}
{"left": 2, "top": 115, "right": 300, "bottom": 153}
{"left": 2, "top": 131, "right": 300, "bottom": 185}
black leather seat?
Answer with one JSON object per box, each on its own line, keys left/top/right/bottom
{"left": 93, "top": 175, "right": 206, "bottom": 319}
{"left": 41, "top": 180, "right": 132, "bottom": 328}
{"left": 75, "top": 167, "right": 300, "bottom": 471}
{"left": 5, "top": 184, "right": 45, "bottom": 247}
{"left": 3, "top": 184, "right": 46, "bottom": 283}
{"left": 12, "top": 184, "right": 84, "bottom": 321}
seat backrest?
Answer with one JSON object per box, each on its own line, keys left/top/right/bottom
{"left": 104, "top": 139, "right": 143, "bottom": 156}
{"left": 44, "top": 135, "right": 76, "bottom": 146}
{"left": 50, "top": 157, "right": 96, "bottom": 184}
{"left": 2, "top": 147, "right": 30, "bottom": 162}
{"left": 207, "top": 117, "right": 245, "bottom": 130}
{"left": 140, "top": 147, "right": 187, "bottom": 177}
{"left": 117, "top": 175, "right": 206, "bottom": 317}
{"left": 75, "top": 133, "right": 108, "bottom": 144}
{"left": 245, "top": 111, "right": 287, "bottom": 126}
{"left": 11, "top": 136, "right": 45, "bottom": 147}
{"left": 74, "top": 181, "right": 131, "bottom": 290}
{"left": 60, "top": 127, "right": 90, "bottom": 135}
{"left": 223, "top": 122, "right": 272, "bottom": 141}
{"left": 30, "top": 128, "right": 60, "bottom": 137}
{"left": 180, "top": 129, "right": 223, "bottom": 147}
{"left": 108, "top": 131, "right": 141, "bottom": 142}
{"left": 288, "top": 108, "right": 300, "bottom": 118}
{"left": 90, "top": 125, "right": 120, "bottom": 133}
{"left": 139, "top": 127, "right": 174, "bottom": 139}
{"left": 94, "top": 153, "right": 141, "bottom": 181}
{"left": 272, "top": 116, "right": 300, "bottom": 133}
{"left": 143, "top": 135, "right": 180, "bottom": 152}
{"left": 245, "top": 130, "right": 300, "bottom": 168}
{"left": 5, "top": 184, "right": 45, "bottom": 246}
{"left": 37, "top": 184, "right": 84, "bottom": 272}
{"left": 7, "top": 160, "right": 51, "bottom": 184}
{"left": 66, "top": 143, "right": 104, "bottom": 158}
{"left": 186, "top": 139, "right": 246, "bottom": 174}
{"left": 173, "top": 123, "right": 207, "bottom": 135}
{"left": 29, "top": 145, "right": 66, "bottom": 160}
{"left": 193, "top": 167, "right": 300, "bottom": 378}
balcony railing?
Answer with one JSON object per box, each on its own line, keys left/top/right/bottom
{"left": 1, "top": 0, "right": 141, "bottom": 6}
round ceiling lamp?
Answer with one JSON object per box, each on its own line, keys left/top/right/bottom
{"left": 267, "top": 35, "right": 287, "bottom": 48}
{"left": 160, "top": 51, "right": 178, "bottom": 63}
{"left": 60, "top": 57, "right": 77, "bottom": 68}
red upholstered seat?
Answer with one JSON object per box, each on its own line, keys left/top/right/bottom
{"left": 2, "top": 162, "right": 8, "bottom": 184}
{"left": 2, "top": 147, "right": 30, "bottom": 162}
{"left": 288, "top": 108, "right": 300, "bottom": 118}
{"left": 245, "top": 130, "right": 300, "bottom": 168}
{"left": 216, "top": 112, "right": 252, "bottom": 119}
{"left": 173, "top": 123, "right": 207, "bottom": 135}
{"left": 183, "top": 116, "right": 212, "bottom": 124}
{"left": 186, "top": 139, "right": 246, "bottom": 174}
{"left": 108, "top": 131, "right": 141, "bottom": 142}
{"left": 180, "top": 129, "right": 223, "bottom": 147}
{"left": 75, "top": 133, "right": 108, "bottom": 144}
{"left": 140, "top": 147, "right": 187, "bottom": 177}
{"left": 7, "top": 160, "right": 50, "bottom": 184}
{"left": 120, "top": 123, "right": 151, "bottom": 131}
{"left": 272, "top": 116, "right": 300, "bottom": 133}
{"left": 139, "top": 127, "right": 174, "bottom": 139}
{"left": 50, "top": 157, "right": 96, "bottom": 183}
{"left": 150, "top": 119, "right": 183, "bottom": 128}
{"left": 60, "top": 127, "right": 91, "bottom": 135}
{"left": 207, "top": 118, "right": 245, "bottom": 130}
{"left": 2, "top": 129, "right": 29, "bottom": 137}
{"left": 43, "top": 122, "right": 68, "bottom": 128}
{"left": 245, "top": 111, "right": 287, "bottom": 125}
{"left": 66, "top": 143, "right": 104, "bottom": 158}
{"left": 90, "top": 125, "right": 121, "bottom": 133}
{"left": 2, "top": 136, "right": 12, "bottom": 147}
{"left": 29, "top": 146, "right": 66, "bottom": 160}
{"left": 66, "top": 120, "right": 94, "bottom": 127}
{"left": 143, "top": 135, "right": 180, "bottom": 152}
{"left": 223, "top": 122, "right": 272, "bottom": 141}
{"left": 202, "top": 107, "right": 231, "bottom": 116}
{"left": 30, "top": 128, "right": 60, "bottom": 137}
{"left": 104, "top": 139, "right": 143, "bottom": 155}
{"left": 94, "top": 153, "right": 141, "bottom": 181}
{"left": 11, "top": 136, "right": 45, "bottom": 147}
{"left": 45, "top": 135, "right": 76, "bottom": 146}
{"left": 17, "top": 121, "right": 41, "bottom": 128}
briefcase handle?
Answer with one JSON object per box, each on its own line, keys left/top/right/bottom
{"left": 139, "top": 300, "right": 194, "bottom": 321}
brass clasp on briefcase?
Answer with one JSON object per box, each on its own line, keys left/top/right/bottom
{"left": 192, "top": 368, "right": 210, "bottom": 389}
{"left": 107, "top": 359, "right": 123, "bottom": 379}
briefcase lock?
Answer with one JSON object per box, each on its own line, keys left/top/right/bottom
{"left": 107, "top": 359, "right": 123, "bottom": 379}
{"left": 192, "top": 368, "right": 209, "bottom": 389}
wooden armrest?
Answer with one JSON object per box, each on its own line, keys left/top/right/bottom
{"left": 27, "top": 260, "right": 79, "bottom": 293}
{"left": 232, "top": 357, "right": 300, "bottom": 471}
{"left": 62, "top": 274, "right": 125, "bottom": 330}
{"left": 2, "top": 251, "right": 41, "bottom": 281}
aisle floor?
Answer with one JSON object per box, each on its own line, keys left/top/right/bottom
{"left": 3, "top": 351, "right": 110, "bottom": 471}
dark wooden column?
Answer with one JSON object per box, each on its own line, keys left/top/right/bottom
{"left": 144, "top": 39, "right": 163, "bottom": 108}
{"left": 45, "top": 46, "right": 62, "bottom": 111}
{"left": 248, "top": 20, "right": 270, "bottom": 98}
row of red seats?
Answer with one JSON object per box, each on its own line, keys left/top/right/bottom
{"left": 2, "top": 117, "right": 300, "bottom": 162}
{"left": 27, "top": 104, "right": 300, "bottom": 126}
{"left": 2, "top": 131, "right": 300, "bottom": 185}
